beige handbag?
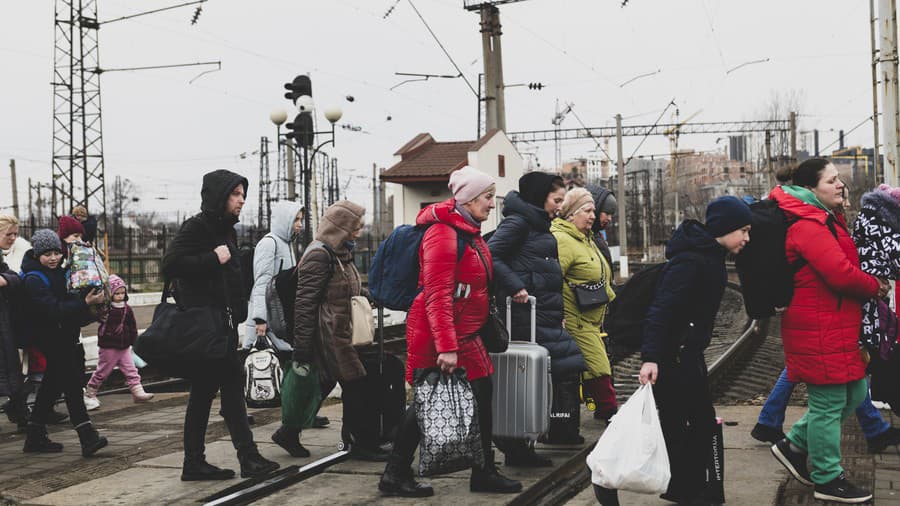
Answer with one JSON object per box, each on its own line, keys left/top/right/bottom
{"left": 350, "top": 295, "right": 375, "bottom": 346}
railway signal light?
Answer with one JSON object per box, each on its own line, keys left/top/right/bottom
{"left": 284, "top": 75, "right": 313, "bottom": 104}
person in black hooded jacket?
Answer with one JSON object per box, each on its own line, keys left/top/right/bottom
{"left": 620, "top": 196, "right": 751, "bottom": 506}
{"left": 489, "top": 172, "right": 587, "bottom": 464}
{"left": 162, "top": 169, "right": 279, "bottom": 481}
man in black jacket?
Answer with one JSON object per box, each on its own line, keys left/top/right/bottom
{"left": 162, "top": 169, "right": 279, "bottom": 481}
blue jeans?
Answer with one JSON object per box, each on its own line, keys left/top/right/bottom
{"left": 757, "top": 368, "right": 889, "bottom": 440}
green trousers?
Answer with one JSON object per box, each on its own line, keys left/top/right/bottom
{"left": 786, "top": 378, "right": 867, "bottom": 484}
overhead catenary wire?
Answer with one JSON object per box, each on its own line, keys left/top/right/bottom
{"left": 406, "top": 0, "right": 478, "bottom": 98}
{"left": 818, "top": 115, "right": 873, "bottom": 153}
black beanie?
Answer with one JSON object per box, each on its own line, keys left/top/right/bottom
{"left": 518, "top": 172, "right": 563, "bottom": 209}
{"left": 705, "top": 196, "right": 752, "bottom": 237}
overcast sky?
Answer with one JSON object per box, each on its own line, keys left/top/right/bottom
{"left": 0, "top": 0, "right": 879, "bottom": 223}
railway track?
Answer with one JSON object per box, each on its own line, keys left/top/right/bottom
{"left": 196, "top": 285, "right": 790, "bottom": 506}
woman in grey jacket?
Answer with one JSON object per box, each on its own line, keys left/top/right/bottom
{"left": 243, "top": 201, "right": 304, "bottom": 351}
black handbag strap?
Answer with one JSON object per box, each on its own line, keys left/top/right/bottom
{"left": 470, "top": 239, "right": 494, "bottom": 290}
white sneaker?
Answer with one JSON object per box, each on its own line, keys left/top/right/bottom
{"left": 83, "top": 390, "right": 100, "bottom": 411}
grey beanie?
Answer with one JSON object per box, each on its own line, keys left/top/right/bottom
{"left": 31, "top": 229, "right": 62, "bottom": 257}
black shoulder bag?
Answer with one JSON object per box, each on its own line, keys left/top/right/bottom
{"left": 470, "top": 240, "right": 509, "bottom": 353}
{"left": 133, "top": 280, "right": 231, "bottom": 378}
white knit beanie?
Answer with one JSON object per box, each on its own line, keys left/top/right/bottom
{"left": 448, "top": 165, "right": 495, "bottom": 204}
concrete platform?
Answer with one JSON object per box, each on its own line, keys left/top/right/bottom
{"left": 4, "top": 393, "right": 898, "bottom": 505}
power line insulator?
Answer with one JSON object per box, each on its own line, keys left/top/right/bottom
{"left": 528, "top": 82, "right": 543, "bottom": 90}
{"left": 190, "top": 6, "right": 202, "bottom": 25}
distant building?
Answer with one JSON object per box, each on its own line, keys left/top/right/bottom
{"left": 380, "top": 129, "right": 524, "bottom": 232}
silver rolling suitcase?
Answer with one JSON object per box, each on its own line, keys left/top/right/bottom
{"left": 489, "top": 295, "right": 552, "bottom": 440}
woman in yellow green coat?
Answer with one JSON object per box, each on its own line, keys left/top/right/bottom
{"left": 550, "top": 187, "right": 618, "bottom": 421}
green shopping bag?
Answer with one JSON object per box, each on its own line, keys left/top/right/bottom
{"left": 280, "top": 362, "right": 322, "bottom": 429}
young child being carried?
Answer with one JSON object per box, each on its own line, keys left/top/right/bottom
{"left": 84, "top": 275, "right": 153, "bottom": 404}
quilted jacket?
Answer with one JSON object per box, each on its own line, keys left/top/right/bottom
{"left": 770, "top": 186, "right": 879, "bottom": 385}
{"left": 405, "top": 199, "right": 494, "bottom": 384}
{"left": 488, "top": 191, "right": 585, "bottom": 377}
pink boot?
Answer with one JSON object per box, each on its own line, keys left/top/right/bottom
{"left": 130, "top": 384, "right": 154, "bottom": 403}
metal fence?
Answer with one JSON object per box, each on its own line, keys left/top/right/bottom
{"left": 18, "top": 223, "right": 379, "bottom": 292}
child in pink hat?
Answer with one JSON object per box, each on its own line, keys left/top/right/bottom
{"left": 85, "top": 275, "right": 154, "bottom": 404}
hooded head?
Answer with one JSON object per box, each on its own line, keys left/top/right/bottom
{"left": 586, "top": 184, "right": 616, "bottom": 232}
{"left": 448, "top": 165, "right": 495, "bottom": 204}
{"left": 108, "top": 274, "right": 128, "bottom": 301}
{"left": 518, "top": 171, "right": 565, "bottom": 210}
{"left": 316, "top": 200, "right": 366, "bottom": 251}
{"left": 705, "top": 196, "right": 752, "bottom": 238}
{"left": 200, "top": 169, "right": 249, "bottom": 223}
{"left": 269, "top": 201, "right": 305, "bottom": 242}
{"left": 878, "top": 183, "right": 900, "bottom": 204}
{"left": 58, "top": 215, "right": 85, "bottom": 242}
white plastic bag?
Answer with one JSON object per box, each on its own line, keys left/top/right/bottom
{"left": 586, "top": 383, "right": 670, "bottom": 493}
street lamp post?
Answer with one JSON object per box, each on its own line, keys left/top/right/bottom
{"left": 273, "top": 102, "right": 342, "bottom": 245}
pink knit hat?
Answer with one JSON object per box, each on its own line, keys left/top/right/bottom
{"left": 878, "top": 184, "right": 900, "bottom": 204}
{"left": 448, "top": 165, "right": 495, "bottom": 204}
{"left": 109, "top": 275, "right": 127, "bottom": 299}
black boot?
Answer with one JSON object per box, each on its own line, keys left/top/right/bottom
{"left": 594, "top": 485, "right": 620, "bottom": 506}
{"left": 470, "top": 451, "right": 522, "bottom": 493}
{"left": 271, "top": 425, "right": 310, "bottom": 458}
{"left": 76, "top": 422, "right": 108, "bottom": 457}
{"left": 379, "top": 460, "right": 434, "bottom": 497}
{"left": 312, "top": 415, "right": 330, "bottom": 428}
{"left": 238, "top": 448, "right": 280, "bottom": 478}
{"left": 23, "top": 424, "right": 63, "bottom": 453}
{"left": 504, "top": 446, "right": 553, "bottom": 467}
{"left": 5, "top": 394, "right": 29, "bottom": 431}
{"left": 181, "top": 454, "right": 236, "bottom": 481}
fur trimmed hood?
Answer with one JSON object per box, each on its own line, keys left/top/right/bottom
{"left": 860, "top": 189, "right": 900, "bottom": 232}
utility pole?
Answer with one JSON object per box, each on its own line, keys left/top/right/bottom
{"left": 480, "top": 5, "right": 506, "bottom": 132}
{"left": 372, "top": 162, "right": 378, "bottom": 250}
{"left": 9, "top": 160, "right": 19, "bottom": 218}
{"left": 765, "top": 131, "right": 774, "bottom": 188}
{"left": 789, "top": 111, "right": 798, "bottom": 163}
{"left": 872, "top": 0, "right": 883, "bottom": 181}
{"left": 27, "top": 178, "right": 34, "bottom": 227}
{"left": 615, "top": 114, "right": 628, "bottom": 278}
{"left": 880, "top": 0, "right": 900, "bottom": 185}
{"left": 285, "top": 138, "right": 296, "bottom": 200}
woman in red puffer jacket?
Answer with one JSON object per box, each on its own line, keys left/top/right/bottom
{"left": 768, "top": 158, "right": 889, "bottom": 502}
{"left": 379, "top": 166, "right": 521, "bottom": 498}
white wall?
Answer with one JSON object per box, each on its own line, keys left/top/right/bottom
{"left": 386, "top": 131, "right": 526, "bottom": 233}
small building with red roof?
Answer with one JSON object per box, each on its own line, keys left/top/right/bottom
{"left": 380, "top": 129, "right": 523, "bottom": 232}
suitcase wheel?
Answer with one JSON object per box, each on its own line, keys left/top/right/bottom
{"left": 337, "top": 439, "right": 350, "bottom": 452}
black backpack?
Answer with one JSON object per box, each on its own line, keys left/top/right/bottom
{"left": 273, "top": 241, "right": 337, "bottom": 341}
{"left": 236, "top": 243, "right": 255, "bottom": 298}
{"left": 734, "top": 199, "right": 838, "bottom": 319}
{"left": 605, "top": 262, "right": 668, "bottom": 350}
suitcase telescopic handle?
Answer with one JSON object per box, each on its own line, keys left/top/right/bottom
{"left": 505, "top": 295, "right": 537, "bottom": 344}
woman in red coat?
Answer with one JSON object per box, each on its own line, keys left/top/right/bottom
{"left": 769, "top": 158, "right": 891, "bottom": 503}
{"left": 379, "top": 166, "right": 521, "bottom": 497}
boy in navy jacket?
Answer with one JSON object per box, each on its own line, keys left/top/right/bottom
{"left": 20, "top": 229, "right": 107, "bottom": 457}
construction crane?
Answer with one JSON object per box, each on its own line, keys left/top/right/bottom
{"left": 663, "top": 107, "right": 702, "bottom": 227}
{"left": 464, "top": 0, "right": 531, "bottom": 132}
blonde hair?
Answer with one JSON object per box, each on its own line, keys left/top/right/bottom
{"left": 0, "top": 214, "right": 18, "bottom": 234}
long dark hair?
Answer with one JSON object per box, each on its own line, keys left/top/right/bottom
{"left": 775, "top": 157, "right": 831, "bottom": 188}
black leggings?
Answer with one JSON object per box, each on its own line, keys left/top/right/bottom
{"left": 391, "top": 375, "right": 493, "bottom": 467}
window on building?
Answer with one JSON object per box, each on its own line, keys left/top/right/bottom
{"left": 498, "top": 154, "right": 505, "bottom": 177}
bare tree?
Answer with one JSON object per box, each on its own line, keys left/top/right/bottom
{"left": 109, "top": 176, "right": 140, "bottom": 248}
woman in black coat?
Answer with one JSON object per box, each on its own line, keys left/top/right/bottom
{"left": 162, "top": 169, "right": 279, "bottom": 481}
{"left": 488, "top": 172, "right": 587, "bottom": 465}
